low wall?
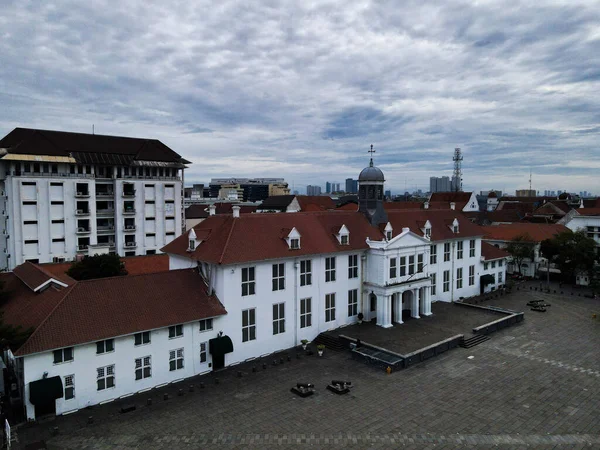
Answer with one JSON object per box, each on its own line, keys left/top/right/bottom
{"left": 454, "top": 301, "right": 524, "bottom": 336}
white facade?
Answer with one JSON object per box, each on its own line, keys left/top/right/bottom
{"left": 21, "top": 319, "right": 216, "bottom": 419}
{"left": 564, "top": 214, "right": 600, "bottom": 249}
{"left": 0, "top": 161, "right": 183, "bottom": 270}
{"left": 481, "top": 257, "right": 507, "bottom": 292}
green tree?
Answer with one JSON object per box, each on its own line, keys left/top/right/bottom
{"left": 505, "top": 233, "right": 535, "bottom": 275}
{"left": 67, "top": 254, "right": 127, "bottom": 281}
{"left": 540, "top": 230, "right": 597, "bottom": 283}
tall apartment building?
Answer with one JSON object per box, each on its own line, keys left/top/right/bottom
{"left": 208, "top": 178, "right": 288, "bottom": 202}
{"left": 345, "top": 178, "right": 358, "bottom": 194}
{"left": 0, "top": 128, "right": 189, "bottom": 270}
{"left": 306, "top": 185, "right": 322, "bottom": 196}
{"left": 516, "top": 189, "right": 536, "bottom": 197}
{"left": 429, "top": 176, "right": 452, "bottom": 193}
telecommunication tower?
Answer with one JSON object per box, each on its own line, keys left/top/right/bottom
{"left": 452, "top": 147, "right": 463, "bottom": 192}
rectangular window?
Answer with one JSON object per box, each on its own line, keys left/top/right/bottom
{"left": 23, "top": 220, "right": 37, "bottom": 225}
{"left": 300, "top": 260, "right": 312, "bottom": 286}
{"left": 347, "top": 289, "right": 358, "bottom": 317}
{"left": 64, "top": 375, "right": 75, "bottom": 400}
{"left": 431, "top": 273, "right": 436, "bottom": 296}
{"left": 272, "top": 303, "right": 285, "bottom": 335}
{"left": 389, "top": 257, "right": 397, "bottom": 278}
{"left": 168, "top": 324, "right": 183, "bottom": 338}
{"left": 443, "top": 270, "right": 450, "bottom": 292}
{"left": 325, "top": 257, "right": 336, "bottom": 282}
{"left": 300, "top": 298, "right": 312, "bottom": 328}
{"left": 200, "top": 342, "right": 208, "bottom": 363}
{"left": 24, "top": 240, "right": 38, "bottom": 244}
{"left": 199, "top": 318, "right": 213, "bottom": 332}
{"left": 97, "top": 365, "right": 115, "bottom": 390}
{"left": 51, "top": 238, "right": 65, "bottom": 243}
{"left": 53, "top": 347, "right": 74, "bottom": 364}
{"left": 241, "top": 267, "right": 255, "bottom": 296}
{"left": 408, "top": 255, "right": 415, "bottom": 275}
{"left": 242, "top": 308, "right": 256, "bottom": 342}
{"left": 491, "top": 261, "right": 496, "bottom": 269}
{"left": 457, "top": 241, "right": 463, "bottom": 259}
{"left": 325, "top": 293, "right": 336, "bottom": 322}
{"left": 134, "top": 331, "right": 151, "bottom": 346}
{"left": 484, "top": 262, "right": 489, "bottom": 270}
{"left": 348, "top": 254, "right": 358, "bottom": 279}
{"left": 272, "top": 263, "right": 285, "bottom": 291}
{"left": 456, "top": 268, "right": 463, "bottom": 289}
{"left": 290, "top": 238, "right": 300, "bottom": 249}
{"left": 498, "top": 259, "right": 503, "bottom": 267}
{"left": 135, "top": 356, "right": 152, "bottom": 380}
{"left": 417, "top": 254, "right": 424, "bottom": 272}
{"left": 430, "top": 245, "right": 437, "bottom": 264}
{"left": 469, "top": 265, "right": 475, "bottom": 286}
{"left": 400, "top": 256, "right": 406, "bottom": 276}
{"left": 444, "top": 243, "right": 451, "bottom": 262}
{"left": 498, "top": 272, "right": 503, "bottom": 283}
{"left": 340, "top": 235, "right": 349, "bottom": 245}
{"left": 96, "top": 339, "right": 114, "bottom": 354}
{"left": 169, "top": 348, "right": 184, "bottom": 371}
{"left": 469, "top": 239, "right": 476, "bottom": 257}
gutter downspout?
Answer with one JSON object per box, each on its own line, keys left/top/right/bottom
{"left": 294, "top": 259, "right": 299, "bottom": 346}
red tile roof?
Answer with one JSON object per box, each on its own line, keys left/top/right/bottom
{"left": 12, "top": 262, "right": 72, "bottom": 291}
{"left": 336, "top": 203, "right": 358, "bottom": 211}
{"left": 483, "top": 223, "right": 569, "bottom": 242}
{"left": 185, "top": 203, "right": 258, "bottom": 219}
{"left": 162, "top": 211, "right": 384, "bottom": 265}
{"left": 384, "top": 201, "right": 423, "bottom": 210}
{"left": 481, "top": 242, "right": 510, "bottom": 261}
{"left": 577, "top": 207, "right": 600, "bottom": 216}
{"left": 296, "top": 196, "right": 335, "bottom": 211}
{"left": 40, "top": 254, "right": 170, "bottom": 279}
{"left": 385, "top": 210, "right": 485, "bottom": 241}
{"left": 429, "top": 192, "right": 473, "bottom": 210}
{"left": 14, "top": 269, "right": 226, "bottom": 356}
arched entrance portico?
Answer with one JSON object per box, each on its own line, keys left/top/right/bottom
{"left": 365, "top": 283, "right": 432, "bottom": 328}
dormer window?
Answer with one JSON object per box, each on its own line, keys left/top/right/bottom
{"left": 336, "top": 224, "right": 350, "bottom": 245}
{"left": 425, "top": 228, "right": 431, "bottom": 239}
{"left": 386, "top": 231, "right": 392, "bottom": 240}
{"left": 422, "top": 220, "right": 432, "bottom": 239}
{"left": 285, "top": 227, "right": 301, "bottom": 250}
{"left": 450, "top": 218, "right": 459, "bottom": 234}
{"left": 453, "top": 225, "right": 458, "bottom": 233}
{"left": 384, "top": 222, "right": 393, "bottom": 241}
{"left": 187, "top": 228, "right": 197, "bottom": 252}
{"left": 189, "top": 239, "right": 195, "bottom": 250}
{"left": 341, "top": 235, "right": 348, "bottom": 245}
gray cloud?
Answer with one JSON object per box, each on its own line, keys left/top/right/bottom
{"left": 0, "top": 0, "right": 599, "bottom": 194}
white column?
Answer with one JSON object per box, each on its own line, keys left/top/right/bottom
{"left": 423, "top": 286, "right": 433, "bottom": 316}
{"left": 376, "top": 294, "right": 385, "bottom": 327}
{"left": 411, "top": 289, "right": 420, "bottom": 319}
{"left": 394, "top": 292, "right": 403, "bottom": 324}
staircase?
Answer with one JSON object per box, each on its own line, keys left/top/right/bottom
{"left": 460, "top": 333, "right": 490, "bottom": 349}
{"left": 312, "top": 332, "right": 346, "bottom": 351}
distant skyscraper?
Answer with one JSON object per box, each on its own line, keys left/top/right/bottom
{"left": 345, "top": 178, "right": 358, "bottom": 194}
{"left": 307, "top": 185, "right": 322, "bottom": 196}
{"left": 385, "top": 190, "right": 391, "bottom": 199}
{"left": 335, "top": 183, "right": 340, "bottom": 192}
{"left": 325, "top": 182, "right": 332, "bottom": 193}
{"left": 430, "top": 176, "right": 452, "bottom": 193}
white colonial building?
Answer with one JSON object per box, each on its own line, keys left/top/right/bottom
{"left": 0, "top": 128, "right": 188, "bottom": 270}
{"left": 4, "top": 156, "right": 506, "bottom": 421}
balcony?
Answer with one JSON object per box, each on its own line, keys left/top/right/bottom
{"left": 75, "top": 192, "right": 90, "bottom": 198}
{"left": 75, "top": 209, "right": 90, "bottom": 216}
{"left": 96, "top": 191, "right": 114, "bottom": 198}
{"left": 76, "top": 227, "right": 91, "bottom": 235}
{"left": 96, "top": 209, "right": 115, "bottom": 217}
{"left": 77, "top": 244, "right": 89, "bottom": 252}
{"left": 97, "top": 226, "right": 115, "bottom": 234}
{"left": 124, "top": 241, "right": 137, "bottom": 248}
{"left": 123, "top": 208, "right": 136, "bottom": 215}
{"left": 122, "top": 189, "right": 136, "bottom": 198}
{"left": 124, "top": 225, "right": 136, "bottom": 232}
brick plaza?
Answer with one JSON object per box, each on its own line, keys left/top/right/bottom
{"left": 17, "top": 289, "right": 600, "bottom": 449}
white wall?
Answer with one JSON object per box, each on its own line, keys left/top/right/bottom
{"left": 22, "top": 319, "right": 219, "bottom": 419}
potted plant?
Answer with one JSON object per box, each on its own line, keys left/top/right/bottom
{"left": 317, "top": 344, "right": 325, "bottom": 356}
{"left": 357, "top": 312, "right": 364, "bottom": 324}
{"left": 301, "top": 339, "right": 309, "bottom": 350}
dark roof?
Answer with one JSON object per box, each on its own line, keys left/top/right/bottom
{"left": 582, "top": 198, "right": 600, "bottom": 208}
{"left": 481, "top": 242, "right": 510, "bottom": 261}
{"left": 358, "top": 164, "right": 385, "bottom": 182}
{"left": 385, "top": 210, "right": 485, "bottom": 241}
{"left": 0, "top": 128, "right": 186, "bottom": 165}
{"left": 40, "top": 254, "right": 170, "bottom": 278}
{"left": 185, "top": 203, "right": 258, "bottom": 219}
{"left": 384, "top": 201, "right": 424, "bottom": 210}
{"left": 499, "top": 196, "right": 554, "bottom": 203}
{"left": 258, "top": 195, "right": 296, "bottom": 211}
{"left": 12, "top": 262, "right": 73, "bottom": 291}
{"left": 429, "top": 192, "right": 473, "bottom": 210}
{"left": 295, "top": 196, "right": 335, "bottom": 211}
{"left": 483, "top": 223, "right": 569, "bottom": 242}
{"left": 14, "top": 269, "right": 226, "bottom": 356}
{"left": 163, "top": 211, "right": 383, "bottom": 265}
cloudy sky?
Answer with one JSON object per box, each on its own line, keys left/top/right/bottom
{"left": 1, "top": 1, "right": 599, "bottom": 195}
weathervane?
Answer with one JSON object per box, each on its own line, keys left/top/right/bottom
{"left": 368, "top": 144, "right": 376, "bottom": 167}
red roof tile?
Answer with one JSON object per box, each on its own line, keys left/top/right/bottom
{"left": 481, "top": 242, "right": 510, "bottom": 261}
{"left": 40, "top": 254, "right": 170, "bottom": 279}
{"left": 162, "top": 211, "right": 384, "bottom": 265}
{"left": 12, "top": 262, "right": 72, "bottom": 291}
{"left": 185, "top": 203, "right": 258, "bottom": 219}
{"left": 577, "top": 207, "right": 600, "bottom": 216}
{"left": 429, "top": 192, "right": 473, "bottom": 210}
{"left": 296, "top": 196, "right": 335, "bottom": 211}
{"left": 384, "top": 201, "right": 423, "bottom": 210}
{"left": 15, "top": 269, "right": 226, "bottom": 356}
{"left": 483, "top": 223, "right": 569, "bottom": 242}
{"left": 385, "top": 210, "right": 485, "bottom": 241}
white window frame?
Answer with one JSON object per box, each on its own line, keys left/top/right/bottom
{"left": 444, "top": 243, "right": 451, "bottom": 262}
{"left": 200, "top": 342, "right": 208, "bottom": 363}
{"left": 469, "top": 265, "right": 475, "bottom": 286}
{"left": 300, "top": 298, "right": 312, "bottom": 328}
{"left": 241, "top": 266, "right": 256, "bottom": 296}
{"left": 325, "top": 257, "right": 336, "bottom": 282}
{"left": 242, "top": 308, "right": 256, "bottom": 342}
{"left": 290, "top": 238, "right": 300, "bottom": 249}
{"left": 96, "top": 339, "right": 114, "bottom": 355}
{"left": 272, "top": 263, "right": 285, "bottom": 291}
{"left": 134, "top": 331, "right": 151, "bottom": 346}
{"left": 431, "top": 273, "right": 436, "bottom": 295}
{"left": 457, "top": 241, "right": 463, "bottom": 259}
{"left": 348, "top": 254, "right": 358, "bottom": 279}
{"left": 169, "top": 348, "right": 184, "bottom": 371}
{"left": 443, "top": 270, "right": 450, "bottom": 292}
{"left": 386, "top": 230, "right": 392, "bottom": 240}
{"left": 272, "top": 302, "right": 285, "bottom": 335}
{"left": 135, "top": 356, "right": 152, "bottom": 380}
{"left": 491, "top": 261, "right": 496, "bottom": 269}
{"left": 469, "top": 239, "right": 476, "bottom": 257}
{"left": 408, "top": 255, "right": 415, "bottom": 275}
{"left": 400, "top": 256, "right": 406, "bottom": 276}
{"left": 348, "top": 289, "right": 358, "bottom": 317}
{"left": 53, "top": 347, "right": 74, "bottom": 364}
{"left": 64, "top": 375, "right": 75, "bottom": 400}
{"left": 484, "top": 262, "right": 489, "bottom": 270}
{"left": 168, "top": 324, "right": 183, "bottom": 339}
{"left": 498, "top": 271, "right": 503, "bottom": 283}
{"left": 417, "top": 254, "right": 424, "bottom": 272}
{"left": 498, "top": 259, "right": 503, "bottom": 267}
{"left": 430, "top": 245, "right": 437, "bottom": 264}
{"left": 199, "top": 318, "right": 213, "bottom": 332}
{"left": 325, "top": 293, "right": 336, "bottom": 322}
{"left": 300, "top": 260, "right": 312, "bottom": 286}
{"left": 389, "top": 257, "right": 397, "bottom": 278}
{"left": 340, "top": 234, "right": 349, "bottom": 245}
{"left": 97, "top": 364, "right": 115, "bottom": 391}
{"left": 456, "top": 267, "right": 463, "bottom": 289}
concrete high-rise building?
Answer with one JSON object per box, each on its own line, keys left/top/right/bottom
{"left": 345, "top": 178, "right": 358, "bottom": 194}
{"left": 325, "top": 182, "right": 332, "bottom": 194}
{"left": 209, "top": 178, "right": 288, "bottom": 202}
{"left": 516, "top": 189, "right": 536, "bottom": 197}
{"left": 306, "top": 185, "right": 322, "bottom": 196}
{"left": 0, "top": 127, "right": 188, "bottom": 270}
{"left": 429, "top": 176, "right": 452, "bottom": 193}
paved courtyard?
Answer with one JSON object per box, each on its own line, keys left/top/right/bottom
{"left": 16, "top": 289, "right": 600, "bottom": 449}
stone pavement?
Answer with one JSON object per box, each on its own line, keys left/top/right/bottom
{"left": 16, "top": 289, "right": 600, "bottom": 449}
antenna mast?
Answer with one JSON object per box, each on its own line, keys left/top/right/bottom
{"left": 529, "top": 169, "right": 532, "bottom": 193}
{"left": 452, "top": 147, "right": 463, "bottom": 192}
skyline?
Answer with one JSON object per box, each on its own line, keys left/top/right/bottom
{"left": 1, "top": 1, "right": 599, "bottom": 194}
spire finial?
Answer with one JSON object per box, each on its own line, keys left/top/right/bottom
{"left": 368, "top": 144, "right": 375, "bottom": 167}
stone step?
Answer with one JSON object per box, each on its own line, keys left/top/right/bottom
{"left": 460, "top": 334, "right": 490, "bottom": 349}
{"left": 312, "top": 332, "right": 346, "bottom": 351}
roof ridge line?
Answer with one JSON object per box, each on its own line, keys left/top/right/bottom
{"left": 75, "top": 268, "right": 187, "bottom": 284}
{"left": 219, "top": 217, "right": 237, "bottom": 264}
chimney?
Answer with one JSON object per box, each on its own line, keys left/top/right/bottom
{"left": 232, "top": 205, "right": 240, "bottom": 218}
{"left": 424, "top": 201, "right": 429, "bottom": 209}
{"left": 450, "top": 202, "right": 456, "bottom": 210}
{"left": 402, "top": 227, "right": 410, "bottom": 234}
{"left": 209, "top": 204, "right": 216, "bottom": 216}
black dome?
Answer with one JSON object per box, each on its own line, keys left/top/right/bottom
{"left": 359, "top": 160, "right": 384, "bottom": 182}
